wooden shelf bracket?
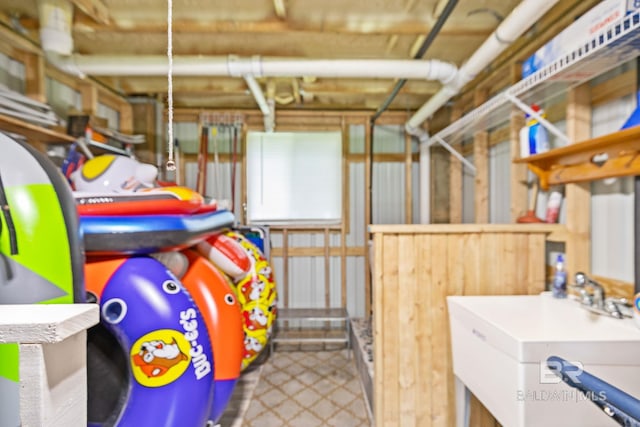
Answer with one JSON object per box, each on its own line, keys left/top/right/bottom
{"left": 515, "top": 125, "right": 640, "bottom": 190}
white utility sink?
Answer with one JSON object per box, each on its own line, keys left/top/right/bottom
{"left": 448, "top": 293, "right": 640, "bottom": 427}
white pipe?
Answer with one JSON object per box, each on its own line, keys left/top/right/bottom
{"left": 406, "top": 0, "right": 561, "bottom": 130}
{"left": 244, "top": 74, "right": 274, "bottom": 132}
{"left": 418, "top": 131, "right": 431, "bottom": 224}
{"left": 45, "top": 53, "right": 458, "bottom": 82}
{"left": 243, "top": 75, "right": 270, "bottom": 116}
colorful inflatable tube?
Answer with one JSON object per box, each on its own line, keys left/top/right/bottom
{"left": 181, "top": 250, "right": 244, "bottom": 424}
{"left": 80, "top": 209, "right": 234, "bottom": 255}
{"left": 197, "top": 233, "right": 252, "bottom": 280}
{"left": 198, "top": 230, "right": 278, "bottom": 370}
{"left": 85, "top": 256, "right": 215, "bottom": 427}
{"left": 75, "top": 186, "right": 217, "bottom": 216}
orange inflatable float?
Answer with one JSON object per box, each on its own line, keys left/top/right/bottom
{"left": 198, "top": 230, "right": 278, "bottom": 370}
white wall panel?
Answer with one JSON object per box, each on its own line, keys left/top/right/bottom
{"left": 45, "top": 77, "right": 81, "bottom": 121}
{"left": 349, "top": 163, "right": 366, "bottom": 246}
{"left": 412, "top": 162, "right": 420, "bottom": 224}
{"left": 372, "top": 162, "right": 405, "bottom": 224}
{"left": 0, "top": 53, "right": 25, "bottom": 93}
{"left": 462, "top": 153, "right": 474, "bottom": 223}
{"left": 590, "top": 95, "right": 635, "bottom": 282}
{"left": 489, "top": 141, "right": 511, "bottom": 224}
{"left": 184, "top": 161, "right": 243, "bottom": 218}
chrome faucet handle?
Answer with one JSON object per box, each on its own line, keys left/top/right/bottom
{"left": 569, "top": 284, "right": 593, "bottom": 306}
{"left": 574, "top": 272, "right": 588, "bottom": 288}
{"left": 573, "top": 272, "right": 606, "bottom": 310}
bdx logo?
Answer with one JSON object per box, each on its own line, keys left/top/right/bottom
{"left": 540, "top": 359, "right": 584, "bottom": 384}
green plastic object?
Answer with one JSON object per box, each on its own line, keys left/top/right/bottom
{"left": 0, "top": 134, "right": 84, "bottom": 425}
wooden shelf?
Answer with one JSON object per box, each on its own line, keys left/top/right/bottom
{"left": 0, "top": 113, "right": 75, "bottom": 144}
{"left": 513, "top": 125, "right": 640, "bottom": 190}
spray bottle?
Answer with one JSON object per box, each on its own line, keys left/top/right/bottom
{"left": 528, "top": 104, "right": 550, "bottom": 155}
{"left": 552, "top": 254, "right": 567, "bottom": 299}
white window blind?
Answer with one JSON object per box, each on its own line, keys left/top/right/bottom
{"left": 246, "top": 131, "right": 342, "bottom": 224}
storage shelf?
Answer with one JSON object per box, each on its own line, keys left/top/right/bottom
{"left": 514, "top": 125, "right": 640, "bottom": 190}
{"left": 433, "top": 10, "right": 640, "bottom": 145}
{"left": 0, "top": 113, "right": 75, "bottom": 144}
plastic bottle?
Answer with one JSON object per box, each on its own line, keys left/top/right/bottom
{"left": 552, "top": 254, "right": 567, "bottom": 299}
{"left": 545, "top": 190, "right": 563, "bottom": 223}
{"left": 528, "top": 104, "right": 550, "bottom": 154}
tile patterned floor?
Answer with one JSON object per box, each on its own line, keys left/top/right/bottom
{"left": 220, "top": 350, "right": 372, "bottom": 427}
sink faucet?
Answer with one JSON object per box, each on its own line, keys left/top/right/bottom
{"left": 572, "top": 272, "right": 626, "bottom": 319}
{"left": 574, "top": 272, "right": 605, "bottom": 310}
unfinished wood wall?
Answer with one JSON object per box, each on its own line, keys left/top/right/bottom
{"left": 371, "top": 224, "right": 552, "bottom": 426}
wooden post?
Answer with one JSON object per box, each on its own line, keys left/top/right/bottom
{"left": 15, "top": 52, "right": 45, "bottom": 104}
{"left": 324, "top": 227, "right": 331, "bottom": 310}
{"left": 449, "top": 107, "right": 463, "bottom": 223}
{"left": 364, "top": 117, "right": 372, "bottom": 316}
{"left": 510, "top": 63, "right": 529, "bottom": 222}
{"left": 79, "top": 83, "right": 98, "bottom": 116}
{"left": 119, "top": 102, "right": 133, "bottom": 134}
{"left": 341, "top": 118, "right": 348, "bottom": 309}
{"left": 565, "top": 84, "right": 592, "bottom": 277}
{"left": 473, "top": 131, "right": 489, "bottom": 223}
{"left": 282, "top": 228, "right": 290, "bottom": 309}
{"left": 474, "top": 89, "right": 490, "bottom": 223}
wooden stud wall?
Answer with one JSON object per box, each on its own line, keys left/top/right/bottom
{"left": 565, "top": 85, "right": 592, "bottom": 279}
{"left": 449, "top": 107, "right": 463, "bottom": 223}
{"left": 371, "top": 224, "right": 550, "bottom": 427}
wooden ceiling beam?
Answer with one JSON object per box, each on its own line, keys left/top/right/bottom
{"left": 101, "top": 76, "right": 441, "bottom": 97}
{"left": 70, "top": 15, "right": 492, "bottom": 37}
{"left": 70, "top": 0, "right": 111, "bottom": 25}
{"left": 0, "top": 16, "right": 42, "bottom": 55}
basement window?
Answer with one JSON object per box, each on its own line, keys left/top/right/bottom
{"left": 246, "top": 131, "right": 342, "bottom": 225}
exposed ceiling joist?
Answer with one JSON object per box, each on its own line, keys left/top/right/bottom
{"left": 70, "top": 0, "right": 111, "bottom": 25}
{"left": 69, "top": 16, "right": 493, "bottom": 37}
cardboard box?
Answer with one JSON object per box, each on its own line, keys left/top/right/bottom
{"left": 522, "top": 0, "right": 640, "bottom": 78}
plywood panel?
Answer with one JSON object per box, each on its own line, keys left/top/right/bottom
{"left": 380, "top": 234, "right": 399, "bottom": 426}
{"left": 372, "top": 225, "right": 551, "bottom": 426}
{"left": 398, "top": 235, "right": 416, "bottom": 426}
{"left": 414, "top": 234, "right": 432, "bottom": 425}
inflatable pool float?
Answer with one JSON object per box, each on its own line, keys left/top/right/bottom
{"left": 85, "top": 256, "right": 214, "bottom": 427}
{"left": 197, "top": 233, "right": 251, "bottom": 280}
{"left": 75, "top": 186, "right": 217, "bottom": 216}
{"left": 0, "top": 133, "right": 84, "bottom": 427}
{"left": 181, "top": 250, "right": 244, "bottom": 424}
{"left": 72, "top": 153, "right": 157, "bottom": 193}
{"left": 70, "top": 153, "right": 233, "bottom": 255}
{"left": 198, "top": 230, "right": 278, "bottom": 370}
{"left": 80, "top": 209, "right": 234, "bottom": 255}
